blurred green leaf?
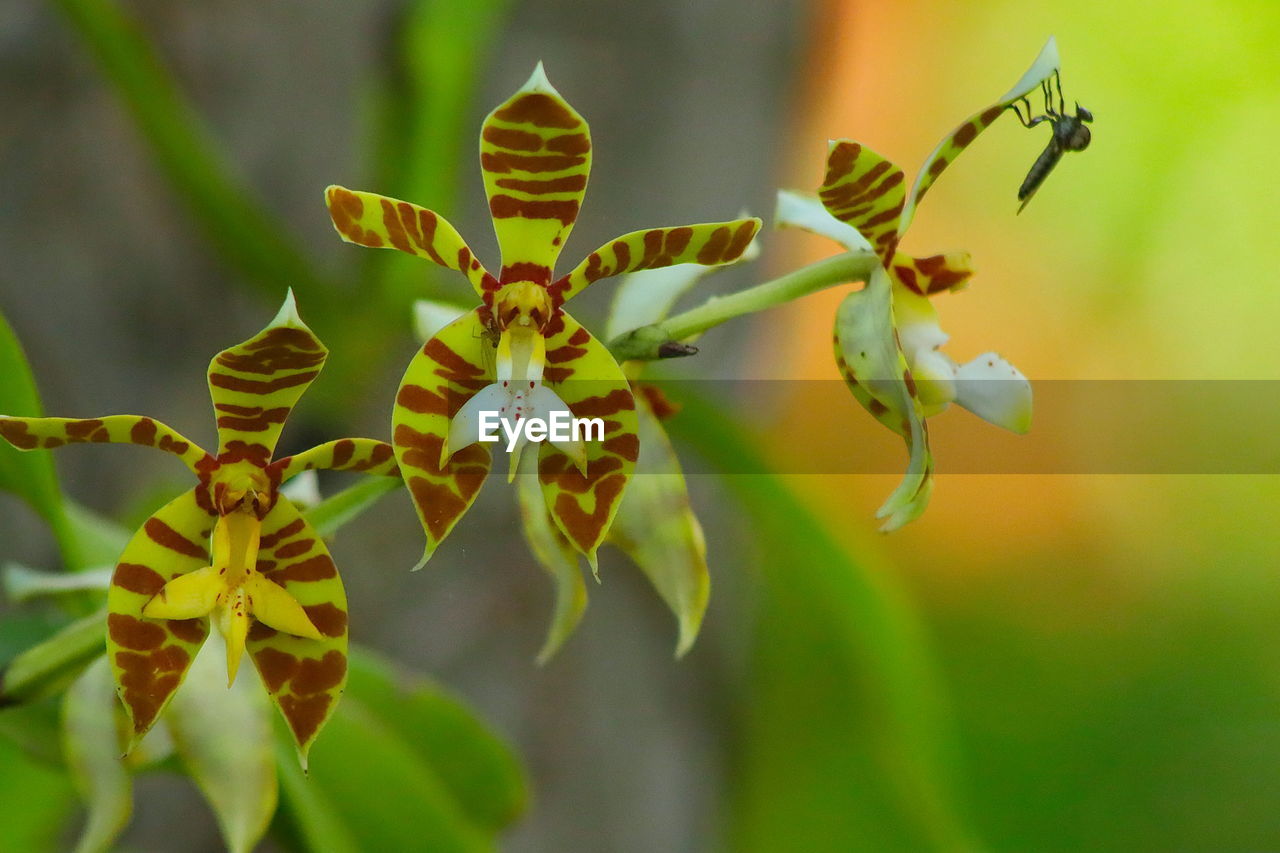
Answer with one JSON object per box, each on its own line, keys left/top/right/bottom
{"left": 275, "top": 741, "right": 361, "bottom": 853}
{"left": 346, "top": 649, "right": 528, "bottom": 830}
{"left": 278, "top": 693, "right": 491, "bottom": 852}
{"left": 166, "top": 634, "right": 276, "bottom": 853}
{"left": 0, "top": 610, "right": 105, "bottom": 708}
{"left": 669, "top": 396, "right": 979, "bottom": 852}
{"left": 0, "top": 731, "right": 77, "bottom": 851}
{"left": 64, "top": 502, "right": 132, "bottom": 570}
{"left": 303, "top": 476, "right": 402, "bottom": 539}
{"left": 0, "top": 697, "right": 65, "bottom": 767}
{"left": 49, "top": 0, "right": 329, "bottom": 306}
{"left": 0, "top": 308, "right": 80, "bottom": 569}
{"left": 62, "top": 657, "right": 131, "bottom": 853}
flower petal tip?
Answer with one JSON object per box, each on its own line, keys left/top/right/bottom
{"left": 522, "top": 60, "right": 558, "bottom": 95}
{"left": 535, "top": 641, "right": 561, "bottom": 667}
{"left": 999, "top": 36, "right": 1063, "bottom": 103}
{"left": 409, "top": 548, "right": 432, "bottom": 572}
{"left": 270, "top": 288, "right": 305, "bottom": 330}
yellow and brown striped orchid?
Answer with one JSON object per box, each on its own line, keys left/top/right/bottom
{"left": 780, "top": 38, "right": 1058, "bottom": 529}
{"left": 325, "top": 64, "right": 760, "bottom": 568}
{"left": 0, "top": 293, "right": 398, "bottom": 764}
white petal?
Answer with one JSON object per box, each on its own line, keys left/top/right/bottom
{"left": 997, "top": 36, "right": 1061, "bottom": 104}
{"left": 530, "top": 384, "right": 587, "bottom": 473}
{"left": 894, "top": 286, "right": 955, "bottom": 413}
{"left": 444, "top": 383, "right": 511, "bottom": 464}
{"left": 279, "top": 469, "right": 321, "bottom": 509}
{"left": 774, "top": 190, "right": 873, "bottom": 254}
{"left": 954, "top": 353, "right": 1032, "bottom": 434}
{"left": 412, "top": 299, "right": 471, "bottom": 343}
{"left": 604, "top": 264, "right": 708, "bottom": 340}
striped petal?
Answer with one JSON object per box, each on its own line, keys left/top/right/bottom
{"left": 900, "top": 37, "right": 1061, "bottom": 232}
{"left": 0, "top": 414, "right": 211, "bottom": 473}
{"left": 833, "top": 267, "right": 933, "bottom": 530}
{"left": 106, "top": 488, "right": 216, "bottom": 749}
{"left": 537, "top": 312, "right": 637, "bottom": 567}
{"left": 888, "top": 250, "right": 974, "bottom": 296}
{"left": 271, "top": 439, "right": 399, "bottom": 482}
{"left": 481, "top": 63, "right": 590, "bottom": 285}
{"left": 392, "top": 308, "right": 494, "bottom": 565}
{"left": 325, "top": 186, "right": 497, "bottom": 300}
{"left": 247, "top": 497, "right": 347, "bottom": 766}
{"left": 818, "top": 141, "right": 907, "bottom": 266}
{"left": 552, "top": 218, "right": 762, "bottom": 307}
{"left": 208, "top": 292, "right": 327, "bottom": 462}
{"left": 603, "top": 216, "right": 761, "bottom": 341}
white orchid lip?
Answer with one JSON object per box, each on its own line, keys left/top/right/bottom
{"left": 441, "top": 319, "right": 598, "bottom": 480}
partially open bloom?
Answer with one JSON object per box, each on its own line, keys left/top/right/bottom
{"left": 0, "top": 294, "right": 398, "bottom": 762}
{"left": 326, "top": 64, "right": 759, "bottom": 567}
{"left": 778, "top": 38, "right": 1059, "bottom": 529}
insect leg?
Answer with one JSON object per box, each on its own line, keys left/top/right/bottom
{"left": 1011, "top": 98, "right": 1034, "bottom": 128}
{"left": 1053, "top": 69, "right": 1067, "bottom": 116}
{"left": 1040, "top": 79, "right": 1058, "bottom": 118}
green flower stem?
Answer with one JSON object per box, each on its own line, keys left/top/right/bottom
{"left": 607, "top": 250, "right": 876, "bottom": 362}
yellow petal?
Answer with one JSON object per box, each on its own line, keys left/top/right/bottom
{"left": 244, "top": 574, "right": 322, "bottom": 641}
{"left": 222, "top": 589, "right": 250, "bottom": 687}
{"left": 141, "top": 565, "right": 222, "bottom": 620}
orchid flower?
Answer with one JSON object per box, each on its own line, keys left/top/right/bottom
{"left": 507, "top": 233, "right": 760, "bottom": 660}
{"left": 777, "top": 38, "right": 1060, "bottom": 529}
{"left": 325, "top": 64, "right": 760, "bottom": 569}
{"left": 0, "top": 294, "right": 399, "bottom": 763}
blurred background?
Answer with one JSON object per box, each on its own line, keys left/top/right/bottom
{"left": 2, "top": 0, "right": 1280, "bottom": 850}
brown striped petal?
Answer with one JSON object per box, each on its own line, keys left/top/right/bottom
{"left": 246, "top": 497, "right": 347, "bottom": 767}
{"left": 480, "top": 63, "right": 590, "bottom": 286}
{"left": 325, "top": 185, "right": 498, "bottom": 300}
{"left": 536, "top": 312, "right": 637, "bottom": 568}
{"left": 0, "top": 414, "right": 212, "bottom": 473}
{"left": 392, "top": 308, "right": 494, "bottom": 565}
{"left": 207, "top": 292, "right": 327, "bottom": 463}
{"left": 106, "top": 488, "right": 217, "bottom": 749}
{"left": 551, "top": 218, "right": 762, "bottom": 308}
{"left": 818, "top": 141, "right": 907, "bottom": 267}
{"left": 901, "top": 37, "right": 1062, "bottom": 231}
{"left": 271, "top": 438, "right": 399, "bottom": 482}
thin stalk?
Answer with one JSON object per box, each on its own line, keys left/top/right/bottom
{"left": 607, "top": 251, "right": 876, "bottom": 362}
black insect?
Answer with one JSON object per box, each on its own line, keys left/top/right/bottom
{"left": 1010, "top": 70, "right": 1093, "bottom": 213}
